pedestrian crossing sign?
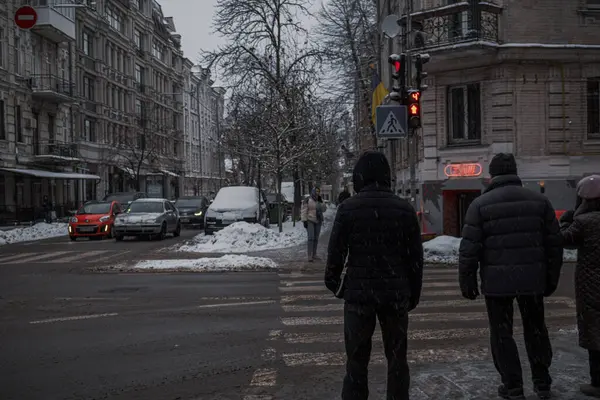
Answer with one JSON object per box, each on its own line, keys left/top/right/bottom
{"left": 376, "top": 105, "right": 408, "bottom": 139}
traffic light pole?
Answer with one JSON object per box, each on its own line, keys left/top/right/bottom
{"left": 405, "top": 0, "right": 418, "bottom": 210}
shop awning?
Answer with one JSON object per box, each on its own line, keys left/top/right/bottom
{"left": 160, "top": 169, "right": 179, "bottom": 177}
{"left": 0, "top": 167, "right": 101, "bottom": 180}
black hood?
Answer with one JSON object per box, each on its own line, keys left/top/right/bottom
{"left": 352, "top": 151, "right": 392, "bottom": 192}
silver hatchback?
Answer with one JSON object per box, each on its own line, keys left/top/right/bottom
{"left": 113, "top": 198, "right": 181, "bottom": 241}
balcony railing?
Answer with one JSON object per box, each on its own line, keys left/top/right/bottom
{"left": 32, "top": 140, "right": 79, "bottom": 160}
{"left": 409, "top": 1, "right": 501, "bottom": 50}
{"left": 29, "top": 74, "right": 74, "bottom": 102}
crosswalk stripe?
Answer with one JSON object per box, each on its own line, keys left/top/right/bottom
{"left": 282, "top": 346, "right": 490, "bottom": 367}
{"left": 92, "top": 250, "right": 131, "bottom": 264}
{"left": 281, "top": 309, "right": 574, "bottom": 326}
{"left": 0, "top": 253, "right": 40, "bottom": 263}
{"left": 279, "top": 281, "right": 461, "bottom": 293}
{"left": 281, "top": 294, "right": 333, "bottom": 303}
{"left": 47, "top": 250, "right": 110, "bottom": 263}
{"left": 281, "top": 297, "right": 575, "bottom": 312}
{"left": 13, "top": 251, "right": 72, "bottom": 263}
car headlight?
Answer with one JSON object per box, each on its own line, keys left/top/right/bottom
{"left": 194, "top": 211, "right": 203, "bottom": 216}
{"left": 99, "top": 215, "right": 110, "bottom": 222}
{"left": 70, "top": 217, "right": 78, "bottom": 223}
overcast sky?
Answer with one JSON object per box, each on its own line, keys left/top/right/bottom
{"left": 159, "top": 0, "right": 320, "bottom": 86}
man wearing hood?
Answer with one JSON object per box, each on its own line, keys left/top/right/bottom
{"left": 459, "top": 153, "right": 563, "bottom": 400}
{"left": 325, "top": 151, "right": 423, "bottom": 400}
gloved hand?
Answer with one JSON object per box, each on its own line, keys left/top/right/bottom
{"left": 544, "top": 282, "right": 558, "bottom": 297}
{"left": 559, "top": 210, "right": 575, "bottom": 225}
{"left": 461, "top": 286, "right": 480, "bottom": 300}
{"left": 408, "top": 297, "right": 419, "bottom": 312}
{"left": 303, "top": 221, "right": 308, "bottom": 229}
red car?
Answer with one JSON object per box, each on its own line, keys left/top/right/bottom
{"left": 69, "top": 201, "right": 123, "bottom": 240}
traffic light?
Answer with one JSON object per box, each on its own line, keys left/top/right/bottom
{"left": 406, "top": 89, "right": 421, "bottom": 128}
{"left": 388, "top": 53, "right": 406, "bottom": 91}
{"left": 415, "top": 53, "right": 430, "bottom": 91}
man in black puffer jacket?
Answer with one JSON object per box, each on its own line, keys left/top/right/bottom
{"left": 325, "top": 151, "right": 423, "bottom": 400}
{"left": 459, "top": 153, "right": 563, "bottom": 400}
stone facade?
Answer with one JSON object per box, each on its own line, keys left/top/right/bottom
{"left": 377, "top": 0, "right": 600, "bottom": 235}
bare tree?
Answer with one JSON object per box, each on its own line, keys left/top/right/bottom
{"left": 202, "top": 0, "right": 324, "bottom": 219}
{"left": 316, "top": 0, "right": 378, "bottom": 146}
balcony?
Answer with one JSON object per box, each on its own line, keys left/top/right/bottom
{"left": 30, "top": 4, "right": 76, "bottom": 43}
{"left": 78, "top": 54, "right": 101, "bottom": 73}
{"left": 29, "top": 74, "right": 74, "bottom": 103}
{"left": 406, "top": 1, "right": 502, "bottom": 55}
{"left": 31, "top": 140, "right": 80, "bottom": 164}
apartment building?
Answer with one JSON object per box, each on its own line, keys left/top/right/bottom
{"left": 75, "top": 0, "right": 185, "bottom": 200}
{"left": 193, "top": 66, "right": 226, "bottom": 196}
{"left": 0, "top": 0, "right": 93, "bottom": 223}
{"left": 378, "top": 0, "right": 600, "bottom": 236}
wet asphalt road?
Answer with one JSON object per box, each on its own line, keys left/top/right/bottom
{"left": 0, "top": 229, "right": 586, "bottom": 400}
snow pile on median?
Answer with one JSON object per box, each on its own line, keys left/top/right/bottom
{"left": 424, "top": 235, "right": 578, "bottom": 264}
{"left": 0, "top": 222, "right": 68, "bottom": 246}
{"left": 178, "top": 206, "right": 336, "bottom": 254}
{"left": 130, "top": 255, "right": 277, "bottom": 272}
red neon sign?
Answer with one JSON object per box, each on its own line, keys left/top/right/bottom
{"left": 444, "top": 163, "right": 483, "bottom": 178}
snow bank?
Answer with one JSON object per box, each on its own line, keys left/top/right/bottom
{"left": 178, "top": 207, "right": 336, "bottom": 254}
{"left": 129, "top": 255, "right": 277, "bottom": 272}
{"left": 0, "top": 223, "right": 68, "bottom": 246}
{"left": 424, "top": 235, "right": 579, "bottom": 264}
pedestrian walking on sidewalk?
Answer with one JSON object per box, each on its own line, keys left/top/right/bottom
{"left": 301, "top": 187, "right": 325, "bottom": 262}
{"left": 559, "top": 175, "right": 600, "bottom": 398}
{"left": 325, "top": 151, "right": 423, "bottom": 400}
{"left": 458, "top": 153, "right": 563, "bottom": 400}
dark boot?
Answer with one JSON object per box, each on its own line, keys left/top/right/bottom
{"left": 534, "top": 384, "right": 552, "bottom": 399}
{"left": 581, "top": 384, "right": 600, "bottom": 398}
{"left": 498, "top": 385, "right": 526, "bottom": 400}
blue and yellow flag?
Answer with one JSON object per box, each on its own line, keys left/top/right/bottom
{"left": 371, "top": 69, "right": 389, "bottom": 125}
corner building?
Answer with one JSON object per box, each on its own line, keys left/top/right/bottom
{"left": 378, "top": 0, "right": 600, "bottom": 236}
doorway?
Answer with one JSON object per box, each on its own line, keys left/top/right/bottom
{"left": 442, "top": 189, "right": 481, "bottom": 237}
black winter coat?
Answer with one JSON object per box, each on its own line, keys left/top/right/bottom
{"left": 458, "top": 174, "right": 563, "bottom": 297}
{"left": 325, "top": 151, "right": 423, "bottom": 305}
{"left": 337, "top": 191, "right": 351, "bottom": 205}
{"left": 560, "top": 199, "right": 600, "bottom": 351}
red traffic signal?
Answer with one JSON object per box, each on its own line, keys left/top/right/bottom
{"left": 410, "top": 91, "right": 420, "bottom": 101}
{"left": 394, "top": 61, "right": 401, "bottom": 73}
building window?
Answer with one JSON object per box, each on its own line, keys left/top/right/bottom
{"left": 14, "top": 37, "right": 22, "bottom": 75}
{"left": 0, "top": 28, "right": 5, "bottom": 69}
{"left": 106, "top": 7, "right": 123, "bottom": 33}
{"left": 15, "top": 105, "right": 23, "bottom": 143}
{"left": 84, "top": 118, "right": 96, "bottom": 142}
{"left": 135, "top": 64, "right": 142, "bottom": 83}
{"left": 152, "top": 41, "right": 165, "bottom": 62}
{"left": 588, "top": 78, "right": 600, "bottom": 139}
{"left": 447, "top": 83, "right": 481, "bottom": 144}
{"left": 82, "top": 30, "right": 93, "bottom": 56}
{"left": 0, "top": 100, "right": 5, "bottom": 140}
{"left": 134, "top": 29, "right": 142, "bottom": 49}
{"left": 83, "top": 76, "right": 95, "bottom": 101}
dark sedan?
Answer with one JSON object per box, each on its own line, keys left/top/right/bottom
{"left": 174, "top": 196, "right": 210, "bottom": 228}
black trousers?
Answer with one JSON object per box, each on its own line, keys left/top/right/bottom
{"left": 589, "top": 349, "right": 600, "bottom": 387}
{"left": 485, "top": 295, "right": 553, "bottom": 389}
{"left": 342, "top": 302, "right": 410, "bottom": 400}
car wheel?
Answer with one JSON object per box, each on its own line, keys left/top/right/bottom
{"left": 107, "top": 226, "right": 113, "bottom": 239}
{"left": 70, "top": 236, "right": 77, "bottom": 241}
{"left": 174, "top": 222, "right": 181, "bottom": 237}
{"left": 159, "top": 223, "right": 167, "bottom": 240}
{"left": 114, "top": 234, "right": 123, "bottom": 241}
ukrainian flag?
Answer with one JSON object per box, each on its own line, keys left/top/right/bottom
{"left": 371, "top": 68, "right": 389, "bottom": 125}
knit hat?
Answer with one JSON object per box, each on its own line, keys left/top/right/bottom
{"left": 577, "top": 175, "right": 600, "bottom": 200}
{"left": 489, "top": 153, "right": 517, "bottom": 177}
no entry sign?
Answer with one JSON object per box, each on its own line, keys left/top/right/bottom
{"left": 14, "top": 6, "right": 38, "bottom": 30}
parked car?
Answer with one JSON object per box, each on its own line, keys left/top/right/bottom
{"left": 113, "top": 198, "right": 181, "bottom": 241}
{"left": 102, "top": 192, "right": 147, "bottom": 207}
{"left": 174, "top": 196, "right": 210, "bottom": 228}
{"left": 204, "top": 186, "right": 269, "bottom": 235}
{"left": 68, "top": 201, "right": 123, "bottom": 241}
